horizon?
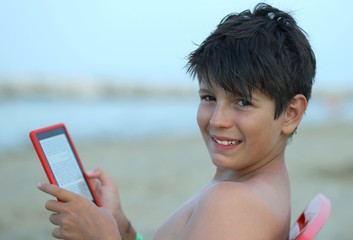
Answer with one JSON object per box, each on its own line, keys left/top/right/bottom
{"left": 1, "top": 78, "right": 353, "bottom": 100}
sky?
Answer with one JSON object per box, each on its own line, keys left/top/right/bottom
{"left": 1, "top": 0, "right": 353, "bottom": 90}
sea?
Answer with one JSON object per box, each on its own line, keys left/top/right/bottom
{"left": 1, "top": 96, "right": 352, "bottom": 153}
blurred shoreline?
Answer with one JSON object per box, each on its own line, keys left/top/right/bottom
{"left": 0, "top": 77, "right": 196, "bottom": 100}
{"left": 1, "top": 76, "right": 353, "bottom": 100}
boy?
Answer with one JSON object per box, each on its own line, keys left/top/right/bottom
{"left": 38, "top": 3, "right": 315, "bottom": 240}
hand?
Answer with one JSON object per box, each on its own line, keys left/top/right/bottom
{"left": 86, "top": 168, "right": 136, "bottom": 240}
{"left": 86, "top": 168, "right": 122, "bottom": 221}
{"left": 38, "top": 183, "right": 121, "bottom": 240}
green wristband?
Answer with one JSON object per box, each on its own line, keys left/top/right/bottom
{"left": 136, "top": 233, "right": 144, "bottom": 240}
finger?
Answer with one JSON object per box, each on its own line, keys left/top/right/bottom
{"left": 88, "top": 178, "right": 100, "bottom": 190}
{"left": 86, "top": 169, "right": 102, "bottom": 191}
{"left": 85, "top": 168, "right": 99, "bottom": 177}
{"left": 49, "top": 212, "right": 61, "bottom": 226}
{"left": 86, "top": 168, "right": 114, "bottom": 186}
{"left": 45, "top": 199, "right": 64, "bottom": 213}
{"left": 85, "top": 167, "right": 103, "bottom": 178}
{"left": 52, "top": 227, "right": 63, "bottom": 239}
{"left": 37, "top": 183, "right": 77, "bottom": 203}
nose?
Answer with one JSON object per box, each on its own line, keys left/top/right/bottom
{"left": 210, "top": 103, "right": 234, "bottom": 129}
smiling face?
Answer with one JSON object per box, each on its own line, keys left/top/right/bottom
{"left": 197, "top": 81, "right": 289, "bottom": 177}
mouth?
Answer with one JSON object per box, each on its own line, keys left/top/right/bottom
{"left": 212, "top": 136, "right": 242, "bottom": 146}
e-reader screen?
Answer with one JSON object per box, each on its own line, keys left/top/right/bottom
{"left": 36, "top": 128, "right": 94, "bottom": 201}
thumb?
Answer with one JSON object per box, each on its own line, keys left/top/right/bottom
{"left": 86, "top": 168, "right": 114, "bottom": 186}
{"left": 86, "top": 168, "right": 101, "bottom": 177}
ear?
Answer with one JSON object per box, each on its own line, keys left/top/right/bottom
{"left": 281, "top": 94, "right": 308, "bottom": 135}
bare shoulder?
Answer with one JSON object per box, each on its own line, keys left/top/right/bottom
{"left": 179, "top": 182, "right": 289, "bottom": 240}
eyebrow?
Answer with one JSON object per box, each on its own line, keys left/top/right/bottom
{"left": 198, "top": 86, "right": 261, "bottom": 102}
{"left": 198, "top": 86, "right": 212, "bottom": 93}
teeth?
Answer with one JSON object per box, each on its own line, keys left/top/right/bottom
{"left": 214, "top": 139, "right": 238, "bottom": 146}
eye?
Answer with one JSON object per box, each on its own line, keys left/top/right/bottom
{"left": 200, "top": 95, "right": 216, "bottom": 102}
{"left": 237, "top": 99, "right": 252, "bottom": 107}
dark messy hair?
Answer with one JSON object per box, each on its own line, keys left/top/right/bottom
{"left": 186, "top": 3, "right": 316, "bottom": 119}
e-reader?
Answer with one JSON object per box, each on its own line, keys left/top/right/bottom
{"left": 30, "top": 123, "right": 101, "bottom": 206}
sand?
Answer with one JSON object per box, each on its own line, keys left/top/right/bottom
{"left": 0, "top": 123, "right": 352, "bottom": 240}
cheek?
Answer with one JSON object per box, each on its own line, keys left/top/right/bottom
{"left": 196, "top": 104, "right": 209, "bottom": 130}
{"left": 238, "top": 113, "right": 276, "bottom": 141}
{"left": 248, "top": 117, "right": 282, "bottom": 148}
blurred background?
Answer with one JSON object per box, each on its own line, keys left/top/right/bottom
{"left": 0, "top": 0, "right": 352, "bottom": 239}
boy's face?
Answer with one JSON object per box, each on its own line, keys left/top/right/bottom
{"left": 197, "top": 81, "right": 288, "bottom": 176}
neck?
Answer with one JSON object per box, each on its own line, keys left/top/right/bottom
{"left": 213, "top": 151, "right": 287, "bottom": 182}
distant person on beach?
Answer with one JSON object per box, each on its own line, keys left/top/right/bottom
{"left": 38, "top": 3, "right": 315, "bottom": 239}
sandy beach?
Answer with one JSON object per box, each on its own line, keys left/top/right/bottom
{"left": 0, "top": 123, "right": 352, "bottom": 239}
